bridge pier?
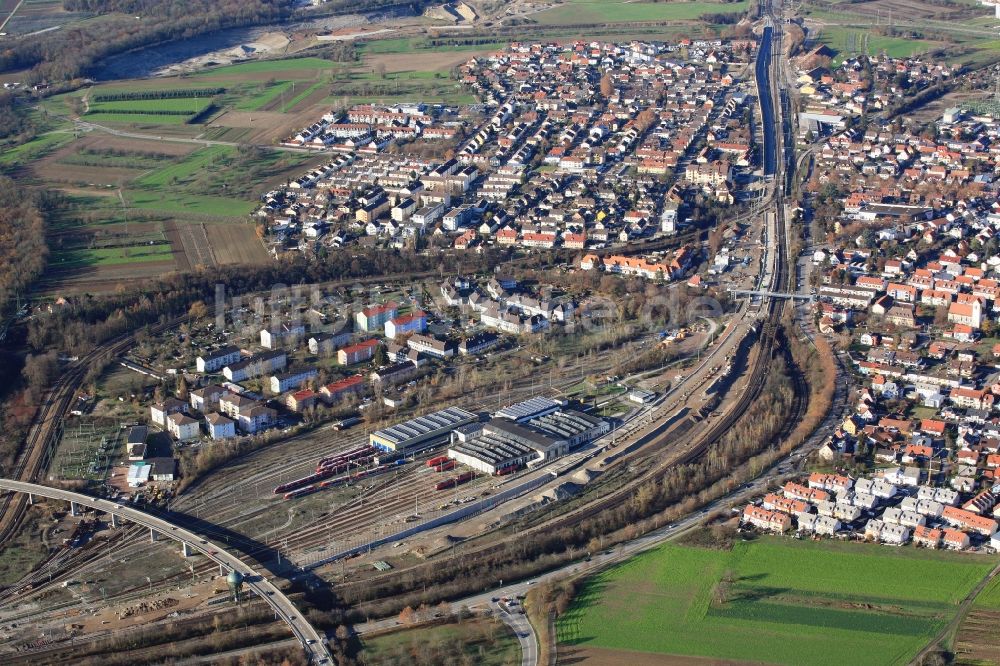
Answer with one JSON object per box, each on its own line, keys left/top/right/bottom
{"left": 110, "top": 513, "right": 119, "bottom": 528}
{"left": 27, "top": 493, "right": 33, "bottom": 506}
{"left": 182, "top": 542, "right": 192, "bottom": 557}
{"left": 69, "top": 501, "right": 78, "bottom": 517}
{"left": 150, "top": 528, "right": 159, "bottom": 542}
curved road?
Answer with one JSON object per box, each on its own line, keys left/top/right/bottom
{"left": 495, "top": 599, "right": 538, "bottom": 666}
{"left": 0, "top": 479, "right": 332, "bottom": 665}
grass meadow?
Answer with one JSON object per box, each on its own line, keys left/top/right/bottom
{"left": 534, "top": 0, "right": 751, "bottom": 25}
{"left": 51, "top": 244, "right": 174, "bottom": 268}
{"left": 814, "top": 25, "right": 936, "bottom": 63}
{"left": 360, "top": 618, "right": 520, "bottom": 666}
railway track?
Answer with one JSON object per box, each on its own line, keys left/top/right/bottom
{"left": 337, "top": 22, "right": 800, "bottom": 601}
{"left": 0, "top": 336, "right": 618, "bottom": 616}
{"left": 342, "top": 190, "right": 798, "bottom": 599}
{"left": 0, "top": 27, "right": 807, "bottom": 652}
{"left": 0, "top": 316, "right": 191, "bottom": 551}
{"left": 0, "top": 267, "right": 506, "bottom": 564}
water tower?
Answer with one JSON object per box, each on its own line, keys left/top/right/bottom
{"left": 226, "top": 569, "right": 245, "bottom": 603}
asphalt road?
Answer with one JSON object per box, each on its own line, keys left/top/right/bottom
{"left": 495, "top": 599, "right": 538, "bottom": 666}
{"left": 0, "top": 479, "right": 333, "bottom": 665}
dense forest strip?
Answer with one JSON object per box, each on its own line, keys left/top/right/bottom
{"left": 0, "top": 176, "right": 52, "bottom": 317}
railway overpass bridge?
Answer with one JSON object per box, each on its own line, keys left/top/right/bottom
{"left": 0, "top": 479, "right": 332, "bottom": 665}
{"left": 728, "top": 288, "right": 814, "bottom": 302}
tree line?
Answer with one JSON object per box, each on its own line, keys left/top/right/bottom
{"left": 0, "top": 176, "right": 54, "bottom": 319}
{"left": 24, "top": 246, "right": 510, "bottom": 356}
{"left": 0, "top": 0, "right": 295, "bottom": 84}
{"left": 92, "top": 88, "right": 224, "bottom": 102}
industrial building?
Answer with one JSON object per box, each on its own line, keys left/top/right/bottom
{"left": 448, "top": 408, "right": 608, "bottom": 474}
{"left": 127, "top": 463, "right": 151, "bottom": 487}
{"left": 449, "top": 420, "right": 549, "bottom": 474}
{"left": 496, "top": 396, "right": 564, "bottom": 422}
{"left": 369, "top": 406, "right": 478, "bottom": 452}
{"left": 126, "top": 426, "right": 148, "bottom": 461}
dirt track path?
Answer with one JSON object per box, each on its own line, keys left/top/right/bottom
{"left": 910, "top": 561, "right": 1000, "bottom": 665}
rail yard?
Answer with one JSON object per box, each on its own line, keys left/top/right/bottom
{"left": 0, "top": 1, "right": 876, "bottom": 663}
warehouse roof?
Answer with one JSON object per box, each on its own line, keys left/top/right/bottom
{"left": 496, "top": 396, "right": 563, "bottom": 422}
{"left": 484, "top": 418, "right": 558, "bottom": 452}
{"left": 372, "top": 406, "right": 477, "bottom": 445}
{"left": 528, "top": 410, "right": 604, "bottom": 439}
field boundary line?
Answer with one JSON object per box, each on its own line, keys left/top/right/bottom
{"left": 0, "top": 0, "right": 25, "bottom": 32}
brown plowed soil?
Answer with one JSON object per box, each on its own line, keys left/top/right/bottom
{"left": 954, "top": 608, "right": 1000, "bottom": 665}
{"left": 206, "top": 223, "right": 270, "bottom": 265}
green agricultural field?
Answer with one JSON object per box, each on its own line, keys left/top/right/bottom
{"left": 124, "top": 190, "right": 256, "bottom": 217}
{"left": 51, "top": 244, "right": 174, "bottom": 268}
{"left": 81, "top": 112, "right": 195, "bottom": 125}
{"left": 557, "top": 538, "right": 997, "bottom": 666}
{"left": 325, "top": 70, "right": 476, "bottom": 106}
{"left": 87, "top": 98, "right": 211, "bottom": 114}
{"left": 534, "top": 0, "right": 751, "bottom": 25}
{"left": 973, "top": 574, "right": 1000, "bottom": 609}
{"left": 233, "top": 80, "right": 295, "bottom": 111}
{"left": 134, "top": 145, "right": 233, "bottom": 189}
{"left": 280, "top": 81, "right": 326, "bottom": 112}
{"left": 134, "top": 144, "right": 314, "bottom": 200}
{"left": 0, "top": 131, "right": 74, "bottom": 167}
{"left": 193, "top": 57, "right": 336, "bottom": 77}
{"left": 816, "top": 26, "right": 935, "bottom": 62}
